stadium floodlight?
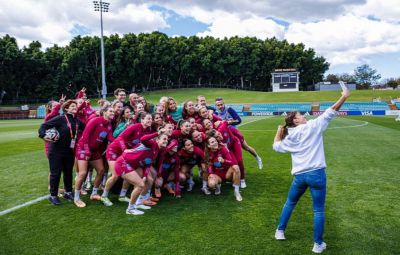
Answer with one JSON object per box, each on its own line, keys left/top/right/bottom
{"left": 93, "top": 0, "right": 110, "bottom": 99}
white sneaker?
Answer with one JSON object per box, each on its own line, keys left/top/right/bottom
{"left": 275, "top": 229, "right": 286, "bottom": 240}
{"left": 215, "top": 185, "right": 221, "bottom": 195}
{"left": 201, "top": 187, "right": 211, "bottom": 195}
{"left": 101, "top": 196, "right": 113, "bottom": 206}
{"left": 187, "top": 180, "right": 195, "bottom": 192}
{"left": 126, "top": 208, "right": 144, "bottom": 215}
{"left": 312, "top": 242, "right": 327, "bottom": 253}
{"left": 118, "top": 196, "right": 130, "bottom": 203}
{"left": 256, "top": 156, "right": 263, "bottom": 170}
{"left": 136, "top": 204, "right": 151, "bottom": 210}
{"left": 234, "top": 191, "right": 243, "bottom": 202}
{"left": 240, "top": 179, "right": 247, "bottom": 189}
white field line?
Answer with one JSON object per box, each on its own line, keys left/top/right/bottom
{"left": 238, "top": 116, "right": 274, "bottom": 127}
{"left": 0, "top": 116, "right": 272, "bottom": 217}
{"left": 0, "top": 195, "right": 49, "bottom": 216}
{"left": 241, "top": 118, "right": 369, "bottom": 132}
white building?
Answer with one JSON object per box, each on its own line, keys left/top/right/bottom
{"left": 271, "top": 69, "right": 300, "bottom": 92}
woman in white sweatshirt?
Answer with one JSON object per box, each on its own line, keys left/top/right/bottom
{"left": 272, "top": 89, "right": 350, "bottom": 254}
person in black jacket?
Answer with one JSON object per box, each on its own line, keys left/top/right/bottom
{"left": 39, "top": 100, "right": 85, "bottom": 205}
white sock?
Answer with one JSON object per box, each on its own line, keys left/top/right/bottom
{"left": 144, "top": 191, "right": 151, "bottom": 199}
{"left": 135, "top": 195, "right": 145, "bottom": 205}
{"left": 202, "top": 180, "right": 208, "bottom": 188}
{"left": 102, "top": 174, "right": 107, "bottom": 186}
{"left": 128, "top": 202, "right": 135, "bottom": 210}
{"left": 74, "top": 190, "right": 80, "bottom": 201}
{"left": 119, "top": 188, "right": 128, "bottom": 197}
{"left": 102, "top": 190, "right": 109, "bottom": 198}
{"left": 233, "top": 184, "right": 240, "bottom": 193}
{"left": 91, "top": 188, "right": 98, "bottom": 195}
{"left": 216, "top": 184, "right": 221, "bottom": 190}
{"left": 86, "top": 172, "right": 92, "bottom": 182}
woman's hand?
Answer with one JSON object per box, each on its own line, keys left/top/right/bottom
{"left": 59, "top": 94, "right": 66, "bottom": 104}
{"left": 341, "top": 89, "right": 350, "bottom": 98}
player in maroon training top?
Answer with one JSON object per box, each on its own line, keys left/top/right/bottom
{"left": 73, "top": 106, "right": 115, "bottom": 208}
{"left": 155, "top": 139, "right": 182, "bottom": 198}
{"left": 100, "top": 112, "right": 153, "bottom": 206}
{"left": 205, "top": 137, "right": 242, "bottom": 202}
{"left": 115, "top": 131, "right": 169, "bottom": 215}
{"left": 178, "top": 139, "right": 210, "bottom": 195}
{"left": 214, "top": 120, "right": 247, "bottom": 188}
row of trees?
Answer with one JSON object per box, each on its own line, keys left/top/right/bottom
{"left": 0, "top": 32, "right": 329, "bottom": 102}
{"left": 325, "top": 64, "right": 399, "bottom": 89}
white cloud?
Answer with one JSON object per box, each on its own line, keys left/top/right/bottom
{"left": 285, "top": 14, "right": 400, "bottom": 65}
{"left": 1, "top": 0, "right": 399, "bottom": 78}
{"left": 197, "top": 14, "right": 285, "bottom": 39}
{"left": 142, "top": 0, "right": 365, "bottom": 22}
{"left": 0, "top": 0, "right": 168, "bottom": 48}
{"left": 349, "top": 0, "right": 400, "bottom": 22}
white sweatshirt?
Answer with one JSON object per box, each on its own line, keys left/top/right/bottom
{"left": 273, "top": 108, "right": 336, "bottom": 175}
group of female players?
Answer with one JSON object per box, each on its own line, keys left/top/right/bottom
{"left": 39, "top": 85, "right": 350, "bottom": 253}
{"left": 39, "top": 88, "right": 263, "bottom": 215}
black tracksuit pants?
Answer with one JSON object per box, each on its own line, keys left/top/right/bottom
{"left": 48, "top": 151, "right": 75, "bottom": 196}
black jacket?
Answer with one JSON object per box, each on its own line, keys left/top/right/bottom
{"left": 38, "top": 114, "right": 85, "bottom": 153}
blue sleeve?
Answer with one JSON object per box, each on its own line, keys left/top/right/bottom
{"left": 228, "top": 108, "right": 241, "bottom": 125}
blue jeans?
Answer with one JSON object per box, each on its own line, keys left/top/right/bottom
{"left": 277, "top": 168, "right": 326, "bottom": 244}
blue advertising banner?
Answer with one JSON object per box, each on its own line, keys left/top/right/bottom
{"left": 312, "top": 111, "right": 386, "bottom": 116}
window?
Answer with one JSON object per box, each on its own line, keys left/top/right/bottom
{"left": 290, "top": 74, "right": 297, "bottom": 82}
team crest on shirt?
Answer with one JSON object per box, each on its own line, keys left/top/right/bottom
{"left": 213, "top": 162, "right": 222, "bottom": 167}
{"left": 97, "top": 131, "right": 108, "bottom": 142}
{"left": 144, "top": 158, "right": 152, "bottom": 165}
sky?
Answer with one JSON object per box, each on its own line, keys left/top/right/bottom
{"left": 0, "top": 0, "right": 399, "bottom": 80}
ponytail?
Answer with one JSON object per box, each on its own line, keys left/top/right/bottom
{"left": 281, "top": 112, "right": 298, "bottom": 140}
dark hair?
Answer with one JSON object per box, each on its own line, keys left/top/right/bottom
{"left": 177, "top": 119, "right": 190, "bottom": 130}
{"left": 183, "top": 100, "right": 197, "bottom": 118}
{"left": 206, "top": 129, "right": 217, "bottom": 138}
{"left": 182, "top": 138, "right": 193, "bottom": 148}
{"left": 62, "top": 100, "right": 77, "bottom": 112}
{"left": 151, "top": 113, "right": 163, "bottom": 130}
{"left": 114, "top": 88, "right": 126, "bottom": 96}
{"left": 116, "top": 106, "right": 131, "bottom": 125}
{"left": 137, "top": 112, "right": 151, "bottom": 123}
{"left": 204, "top": 136, "right": 220, "bottom": 166}
{"left": 281, "top": 112, "right": 298, "bottom": 140}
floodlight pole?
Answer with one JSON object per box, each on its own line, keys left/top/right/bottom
{"left": 93, "top": 0, "right": 110, "bottom": 99}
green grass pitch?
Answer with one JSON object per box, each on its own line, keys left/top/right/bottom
{"left": 1, "top": 89, "right": 400, "bottom": 254}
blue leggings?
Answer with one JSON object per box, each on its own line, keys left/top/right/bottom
{"left": 277, "top": 168, "right": 326, "bottom": 244}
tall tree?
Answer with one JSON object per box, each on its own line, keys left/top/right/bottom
{"left": 354, "top": 64, "right": 381, "bottom": 86}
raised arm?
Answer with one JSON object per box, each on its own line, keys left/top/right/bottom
{"left": 140, "top": 132, "right": 158, "bottom": 148}
{"left": 331, "top": 83, "right": 350, "bottom": 111}
{"left": 227, "top": 108, "right": 241, "bottom": 125}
